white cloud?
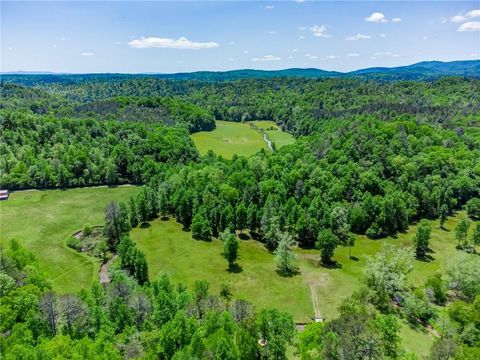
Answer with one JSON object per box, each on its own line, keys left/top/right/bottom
{"left": 81, "top": 52, "right": 93, "bottom": 56}
{"left": 299, "top": 26, "right": 307, "bottom": 31}
{"left": 305, "top": 54, "right": 318, "bottom": 59}
{"left": 466, "top": 9, "right": 480, "bottom": 18}
{"left": 291, "top": 49, "right": 299, "bottom": 53}
{"left": 380, "top": 33, "right": 387, "bottom": 38}
{"left": 451, "top": 15, "right": 467, "bottom": 23}
{"left": 268, "top": 30, "right": 277, "bottom": 34}
{"left": 374, "top": 52, "right": 400, "bottom": 57}
{"left": 457, "top": 21, "right": 480, "bottom": 32}
{"left": 128, "top": 36, "right": 219, "bottom": 49}
{"left": 228, "top": 58, "right": 235, "bottom": 61}
{"left": 451, "top": 9, "right": 480, "bottom": 23}
{"left": 345, "top": 33, "right": 371, "bottom": 41}
{"left": 299, "top": 35, "right": 306, "bottom": 40}
{"left": 252, "top": 55, "right": 281, "bottom": 62}
{"left": 264, "top": 5, "right": 274, "bottom": 10}
{"left": 365, "top": 12, "right": 387, "bottom": 23}
{"left": 310, "top": 24, "right": 331, "bottom": 38}
{"left": 243, "top": 50, "right": 249, "bottom": 54}
{"left": 392, "top": 17, "right": 402, "bottom": 23}
{"left": 347, "top": 53, "right": 360, "bottom": 57}
{"left": 325, "top": 55, "right": 339, "bottom": 59}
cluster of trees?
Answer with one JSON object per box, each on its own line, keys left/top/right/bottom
{"left": 1, "top": 239, "right": 299, "bottom": 359}
{"left": 151, "top": 116, "right": 478, "bottom": 265}
{"left": 296, "top": 245, "right": 480, "bottom": 359}
{"left": 0, "top": 111, "right": 198, "bottom": 189}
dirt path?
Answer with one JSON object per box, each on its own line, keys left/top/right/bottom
{"left": 309, "top": 281, "right": 322, "bottom": 320}
{"left": 99, "top": 255, "right": 117, "bottom": 284}
{"left": 263, "top": 133, "right": 273, "bottom": 151}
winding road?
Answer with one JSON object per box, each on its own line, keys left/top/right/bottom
{"left": 263, "top": 133, "right": 273, "bottom": 151}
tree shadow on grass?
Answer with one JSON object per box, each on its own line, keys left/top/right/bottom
{"left": 160, "top": 216, "right": 170, "bottom": 221}
{"left": 192, "top": 234, "right": 212, "bottom": 242}
{"left": 276, "top": 268, "right": 301, "bottom": 278}
{"left": 140, "top": 222, "right": 151, "bottom": 229}
{"left": 227, "top": 263, "right": 243, "bottom": 274}
{"left": 238, "top": 233, "right": 251, "bottom": 240}
{"left": 320, "top": 260, "right": 342, "bottom": 269}
{"left": 349, "top": 256, "right": 360, "bottom": 262}
{"left": 416, "top": 254, "right": 435, "bottom": 262}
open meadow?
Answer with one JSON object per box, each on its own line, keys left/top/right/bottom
{"left": 0, "top": 187, "right": 475, "bottom": 357}
{"left": 191, "top": 120, "right": 295, "bottom": 158}
{"left": 0, "top": 186, "right": 138, "bottom": 293}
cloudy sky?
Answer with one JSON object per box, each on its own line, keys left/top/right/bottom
{"left": 1, "top": 1, "right": 479, "bottom": 73}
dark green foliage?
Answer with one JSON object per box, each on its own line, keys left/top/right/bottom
{"left": 466, "top": 198, "right": 480, "bottom": 219}
{"left": 221, "top": 230, "right": 239, "bottom": 268}
{"left": 118, "top": 236, "right": 149, "bottom": 285}
{"left": 413, "top": 219, "right": 431, "bottom": 258}
{"left": 0, "top": 111, "right": 198, "bottom": 190}
{"left": 316, "top": 229, "right": 339, "bottom": 264}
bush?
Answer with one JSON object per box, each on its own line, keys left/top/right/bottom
{"left": 67, "top": 236, "right": 81, "bottom": 250}
{"left": 83, "top": 223, "right": 93, "bottom": 236}
{"left": 466, "top": 198, "right": 480, "bottom": 219}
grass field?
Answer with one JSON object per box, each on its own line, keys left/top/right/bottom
{"left": 192, "top": 120, "right": 295, "bottom": 159}
{"left": 1, "top": 187, "right": 473, "bottom": 357}
{"left": 252, "top": 120, "right": 296, "bottom": 148}
{"left": 0, "top": 186, "right": 138, "bottom": 293}
{"left": 131, "top": 212, "right": 474, "bottom": 357}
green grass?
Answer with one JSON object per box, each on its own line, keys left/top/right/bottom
{"left": 252, "top": 120, "right": 296, "bottom": 148}
{"left": 131, "top": 219, "right": 312, "bottom": 322}
{"left": 130, "top": 211, "right": 470, "bottom": 323}
{"left": 0, "top": 186, "right": 138, "bottom": 293}
{"left": 191, "top": 120, "right": 294, "bottom": 159}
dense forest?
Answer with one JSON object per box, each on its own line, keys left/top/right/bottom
{"left": 1, "top": 74, "right": 480, "bottom": 359}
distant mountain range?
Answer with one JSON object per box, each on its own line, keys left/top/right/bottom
{"left": 2, "top": 60, "right": 479, "bottom": 82}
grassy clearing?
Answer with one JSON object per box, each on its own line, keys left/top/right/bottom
{"left": 191, "top": 120, "right": 294, "bottom": 159}
{"left": 252, "top": 120, "right": 296, "bottom": 148}
{"left": 130, "top": 212, "right": 469, "bottom": 322}
{"left": 0, "top": 186, "right": 138, "bottom": 293}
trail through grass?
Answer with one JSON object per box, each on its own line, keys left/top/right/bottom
{"left": 0, "top": 186, "right": 138, "bottom": 292}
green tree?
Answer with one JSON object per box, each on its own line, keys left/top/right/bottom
{"left": 455, "top": 218, "right": 471, "bottom": 249}
{"left": 439, "top": 204, "right": 449, "bottom": 229}
{"left": 413, "top": 219, "right": 431, "bottom": 258}
{"left": 191, "top": 212, "right": 211, "bottom": 239}
{"left": 221, "top": 229, "right": 239, "bottom": 269}
{"left": 274, "top": 232, "right": 297, "bottom": 274}
{"left": 316, "top": 229, "right": 339, "bottom": 264}
{"left": 466, "top": 198, "right": 480, "bottom": 219}
{"left": 470, "top": 222, "right": 480, "bottom": 252}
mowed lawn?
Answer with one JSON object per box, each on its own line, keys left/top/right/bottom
{"left": 0, "top": 186, "right": 138, "bottom": 293}
{"left": 131, "top": 213, "right": 472, "bottom": 357}
{"left": 191, "top": 120, "right": 294, "bottom": 159}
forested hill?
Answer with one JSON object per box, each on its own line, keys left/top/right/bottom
{"left": 2, "top": 60, "right": 479, "bottom": 83}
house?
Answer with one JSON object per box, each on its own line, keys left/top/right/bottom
{"left": 0, "top": 190, "right": 9, "bottom": 201}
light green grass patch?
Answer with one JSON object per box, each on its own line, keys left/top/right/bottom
{"left": 191, "top": 120, "right": 294, "bottom": 159}
{"left": 131, "top": 219, "right": 312, "bottom": 322}
{"left": 252, "top": 120, "right": 296, "bottom": 148}
{"left": 0, "top": 186, "right": 138, "bottom": 293}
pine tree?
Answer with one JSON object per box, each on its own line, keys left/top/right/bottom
{"left": 221, "top": 229, "right": 239, "bottom": 269}
{"left": 274, "top": 232, "right": 296, "bottom": 274}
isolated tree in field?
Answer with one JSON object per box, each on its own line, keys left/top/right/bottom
{"left": 466, "top": 198, "right": 480, "bottom": 219}
{"left": 413, "top": 219, "right": 431, "bottom": 258}
{"left": 439, "top": 204, "right": 448, "bottom": 229}
{"left": 455, "top": 218, "right": 471, "bottom": 248}
{"left": 316, "top": 229, "right": 339, "bottom": 264}
{"left": 219, "top": 281, "right": 233, "bottom": 304}
{"left": 364, "top": 246, "right": 414, "bottom": 310}
{"left": 274, "top": 232, "right": 297, "bottom": 274}
{"left": 221, "top": 229, "right": 239, "bottom": 269}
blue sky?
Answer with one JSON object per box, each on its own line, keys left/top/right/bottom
{"left": 1, "top": 1, "right": 479, "bottom": 73}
